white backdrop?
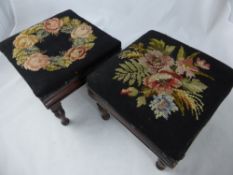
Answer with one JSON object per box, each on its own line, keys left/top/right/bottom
{"left": 0, "top": 0, "right": 233, "bottom": 175}
{"left": 0, "top": 0, "right": 15, "bottom": 40}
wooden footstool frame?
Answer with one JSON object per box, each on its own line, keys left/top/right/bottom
{"left": 41, "top": 77, "right": 84, "bottom": 125}
{"left": 87, "top": 87, "right": 177, "bottom": 170}
{"left": 40, "top": 47, "right": 120, "bottom": 125}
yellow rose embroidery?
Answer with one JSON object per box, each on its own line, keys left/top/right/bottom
{"left": 71, "top": 23, "right": 93, "bottom": 39}
{"left": 13, "top": 34, "right": 38, "bottom": 49}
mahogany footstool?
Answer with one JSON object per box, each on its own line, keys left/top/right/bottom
{"left": 0, "top": 10, "right": 121, "bottom": 125}
{"left": 87, "top": 30, "right": 233, "bottom": 169}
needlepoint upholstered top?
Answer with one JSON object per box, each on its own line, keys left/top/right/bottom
{"left": 87, "top": 30, "right": 233, "bottom": 168}
{"left": 0, "top": 9, "right": 121, "bottom": 98}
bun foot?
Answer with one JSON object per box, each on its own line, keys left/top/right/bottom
{"left": 51, "top": 102, "right": 70, "bottom": 126}
{"left": 156, "top": 159, "right": 166, "bottom": 170}
{"left": 61, "top": 117, "right": 70, "bottom": 126}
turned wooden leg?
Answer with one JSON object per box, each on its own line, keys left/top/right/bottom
{"left": 97, "top": 103, "right": 110, "bottom": 120}
{"left": 156, "top": 159, "right": 166, "bottom": 170}
{"left": 50, "top": 102, "right": 70, "bottom": 126}
{"left": 87, "top": 89, "right": 94, "bottom": 97}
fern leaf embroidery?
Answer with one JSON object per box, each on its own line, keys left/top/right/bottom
{"left": 119, "top": 50, "right": 143, "bottom": 59}
{"left": 113, "top": 60, "right": 150, "bottom": 86}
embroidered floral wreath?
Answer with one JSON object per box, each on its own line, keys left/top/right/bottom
{"left": 113, "top": 39, "right": 214, "bottom": 120}
{"left": 12, "top": 17, "right": 97, "bottom": 71}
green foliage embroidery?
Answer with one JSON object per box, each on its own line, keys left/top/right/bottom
{"left": 177, "top": 46, "right": 185, "bottom": 60}
{"left": 119, "top": 50, "right": 144, "bottom": 59}
{"left": 136, "top": 96, "right": 147, "bottom": 107}
{"left": 164, "top": 45, "right": 176, "bottom": 56}
{"left": 129, "top": 43, "right": 145, "bottom": 52}
{"left": 182, "top": 79, "right": 207, "bottom": 93}
{"left": 148, "top": 38, "right": 176, "bottom": 56}
{"left": 148, "top": 39, "right": 165, "bottom": 51}
{"left": 60, "top": 25, "right": 74, "bottom": 34}
{"left": 113, "top": 60, "right": 150, "bottom": 86}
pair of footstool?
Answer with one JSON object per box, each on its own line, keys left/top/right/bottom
{"left": 1, "top": 10, "right": 233, "bottom": 170}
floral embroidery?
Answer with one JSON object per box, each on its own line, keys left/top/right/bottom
{"left": 149, "top": 94, "right": 178, "bottom": 120}
{"left": 12, "top": 17, "right": 97, "bottom": 71}
{"left": 24, "top": 53, "right": 50, "bottom": 71}
{"left": 113, "top": 39, "right": 214, "bottom": 120}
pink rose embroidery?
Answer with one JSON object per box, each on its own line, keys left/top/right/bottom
{"left": 44, "top": 18, "right": 63, "bottom": 34}
{"left": 24, "top": 53, "right": 50, "bottom": 71}
{"left": 65, "top": 46, "right": 87, "bottom": 61}
{"left": 139, "top": 50, "right": 174, "bottom": 74}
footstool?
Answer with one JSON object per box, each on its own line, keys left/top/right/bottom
{"left": 0, "top": 10, "right": 121, "bottom": 125}
{"left": 87, "top": 30, "right": 233, "bottom": 169}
